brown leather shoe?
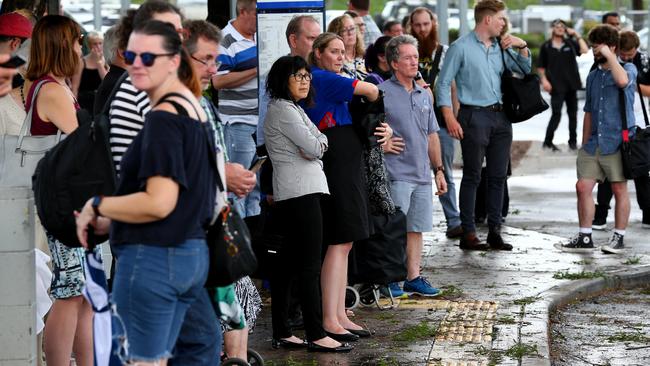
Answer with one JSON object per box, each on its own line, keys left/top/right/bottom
{"left": 459, "top": 232, "right": 489, "bottom": 251}
{"left": 446, "top": 225, "right": 463, "bottom": 239}
{"left": 487, "top": 231, "right": 513, "bottom": 251}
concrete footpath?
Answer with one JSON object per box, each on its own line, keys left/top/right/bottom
{"left": 247, "top": 103, "right": 650, "bottom": 365}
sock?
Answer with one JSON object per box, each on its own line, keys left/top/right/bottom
{"left": 579, "top": 227, "right": 592, "bottom": 234}
{"left": 614, "top": 229, "right": 625, "bottom": 236}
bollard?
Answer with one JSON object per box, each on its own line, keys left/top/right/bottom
{"left": 0, "top": 187, "right": 37, "bottom": 365}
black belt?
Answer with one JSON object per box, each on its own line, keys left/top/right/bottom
{"left": 460, "top": 103, "right": 503, "bottom": 112}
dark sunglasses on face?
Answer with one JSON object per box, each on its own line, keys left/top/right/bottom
{"left": 123, "top": 50, "right": 177, "bottom": 67}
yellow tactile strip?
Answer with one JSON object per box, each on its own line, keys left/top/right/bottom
{"left": 428, "top": 361, "right": 489, "bottom": 366}
{"left": 437, "top": 300, "right": 498, "bottom": 343}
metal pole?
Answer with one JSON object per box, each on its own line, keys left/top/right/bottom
{"left": 121, "top": 0, "right": 130, "bottom": 16}
{"left": 47, "top": 0, "right": 60, "bottom": 16}
{"left": 438, "top": 0, "right": 449, "bottom": 45}
{"left": 459, "top": 0, "right": 469, "bottom": 37}
{"left": 647, "top": 5, "right": 650, "bottom": 51}
{"left": 230, "top": 0, "right": 237, "bottom": 19}
{"left": 93, "top": 0, "right": 102, "bottom": 31}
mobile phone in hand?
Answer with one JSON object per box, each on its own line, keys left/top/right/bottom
{"left": 249, "top": 156, "right": 268, "bottom": 173}
{"left": 0, "top": 55, "right": 26, "bottom": 69}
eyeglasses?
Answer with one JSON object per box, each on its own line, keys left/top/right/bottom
{"left": 123, "top": 51, "right": 177, "bottom": 67}
{"left": 291, "top": 72, "right": 312, "bottom": 82}
{"left": 342, "top": 26, "right": 357, "bottom": 35}
{"left": 190, "top": 55, "right": 222, "bottom": 69}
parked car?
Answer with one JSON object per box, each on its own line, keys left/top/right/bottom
{"left": 374, "top": 0, "right": 436, "bottom": 30}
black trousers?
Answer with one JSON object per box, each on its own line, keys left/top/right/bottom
{"left": 270, "top": 193, "right": 326, "bottom": 341}
{"left": 595, "top": 176, "right": 650, "bottom": 219}
{"left": 458, "top": 107, "right": 512, "bottom": 232}
{"left": 545, "top": 89, "right": 578, "bottom": 145}
{"left": 475, "top": 166, "right": 510, "bottom": 221}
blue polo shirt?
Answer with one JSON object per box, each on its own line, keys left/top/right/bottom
{"left": 303, "top": 66, "right": 358, "bottom": 130}
{"left": 380, "top": 76, "right": 439, "bottom": 184}
{"left": 583, "top": 63, "right": 637, "bottom": 155}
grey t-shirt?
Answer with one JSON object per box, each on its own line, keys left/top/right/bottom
{"left": 379, "top": 76, "right": 439, "bottom": 184}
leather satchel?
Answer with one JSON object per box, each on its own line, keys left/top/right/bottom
{"left": 498, "top": 41, "right": 549, "bottom": 123}
{"left": 0, "top": 80, "right": 63, "bottom": 187}
{"left": 202, "top": 122, "right": 257, "bottom": 287}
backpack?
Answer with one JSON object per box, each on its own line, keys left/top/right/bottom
{"left": 32, "top": 76, "right": 123, "bottom": 248}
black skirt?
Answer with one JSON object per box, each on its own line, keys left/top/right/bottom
{"left": 321, "top": 125, "right": 371, "bottom": 245}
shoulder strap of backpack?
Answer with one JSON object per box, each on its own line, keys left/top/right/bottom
{"left": 99, "top": 72, "right": 129, "bottom": 117}
{"left": 619, "top": 75, "right": 630, "bottom": 142}
{"left": 428, "top": 44, "right": 444, "bottom": 85}
{"left": 155, "top": 92, "right": 202, "bottom": 119}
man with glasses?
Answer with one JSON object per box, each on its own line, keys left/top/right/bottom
{"left": 436, "top": 0, "right": 530, "bottom": 251}
{"left": 538, "top": 19, "right": 588, "bottom": 152}
{"left": 213, "top": 0, "right": 261, "bottom": 218}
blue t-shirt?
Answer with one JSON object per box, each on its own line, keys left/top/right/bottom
{"left": 303, "top": 66, "right": 358, "bottom": 130}
{"left": 110, "top": 111, "right": 216, "bottom": 247}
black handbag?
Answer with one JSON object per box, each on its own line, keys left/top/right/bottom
{"left": 499, "top": 42, "right": 549, "bottom": 123}
{"left": 619, "top": 86, "right": 650, "bottom": 179}
{"left": 203, "top": 123, "right": 257, "bottom": 287}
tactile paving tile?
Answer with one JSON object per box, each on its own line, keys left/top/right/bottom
{"left": 428, "top": 361, "right": 489, "bottom": 366}
{"left": 436, "top": 300, "right": 499, "bottom": 343}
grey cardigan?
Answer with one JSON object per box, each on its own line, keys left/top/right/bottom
{"left": 263, "top": 98, "right": 329, "bottom": 201}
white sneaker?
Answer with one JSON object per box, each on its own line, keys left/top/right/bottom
{"left": 601, "top": 233, "right": 625, "bottom": 254}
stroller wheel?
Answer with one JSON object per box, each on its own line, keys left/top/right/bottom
{"left": 345, "top": 286, "right": 360, "bottom": 309}
{"left": 247, "top": 348, "right": 264, "bottom": 365}
{"left": 358, "top": 284, "right": 377, "bottom": 307}
{"left": 222, "top": 357, "right": 250, "bottom": 366}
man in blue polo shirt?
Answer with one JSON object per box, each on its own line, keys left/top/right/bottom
{"left": 380, "top": 35, "right": 447, "bottom": 297}
{"left": 436, "top": 0, "right": 530, "bottom": 251}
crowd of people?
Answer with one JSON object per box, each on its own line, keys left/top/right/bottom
{"left": 0, "top": 0, "right": 649, "bottom": 364}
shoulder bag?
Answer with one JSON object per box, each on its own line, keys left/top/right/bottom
{"left": 619, "top": 84, "right": 650, "bottom": 179}
{"left": 498, "top": 42, "right": 549, "bottom": 123}
{"left": 0, "top": 80, "right": 63, "bottom": 187}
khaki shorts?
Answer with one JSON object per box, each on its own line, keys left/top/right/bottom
{"left": 576, "top": 148, "right": 626, "bottom": 183}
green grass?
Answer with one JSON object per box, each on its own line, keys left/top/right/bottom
{"left": 640, "top": 287, "right": 650, "bottom": 295}
{"left": 266, "top": 357, "right": 318, "bottom": 366}
{"left": 392, "top": 321, "right": 438, "bottom": 342}
{"left": 498, "top": 315, "right": 517, "bottom": 324}
{"left": 439, "top": 284, "right": 464, "bottom": 299}
{"left": 553, "top": 270, "right": 606, "bottom": 280}
{"left": 513, "top": 296, "right": 540, "bottom": 306}
{"left": 623, "top": 256, "right": 642, "bottom": 265}
{"left": 505, "top": 343, "right": 539, "bottom": 359}
{"left": 573, "top": 259, "right": 593, "bottom": 265}
{"left": 606, "top": 331, "right": 650, "bottom": 343}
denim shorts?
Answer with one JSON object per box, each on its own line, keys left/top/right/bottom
{"left": 47, "top": 233, "right": 101, "bottom": 299}
{"left": 111, "top": 239, "right": 209, "bottom": 362}
{"left": 389, "top": 180, "right": 434, "bottom": 232}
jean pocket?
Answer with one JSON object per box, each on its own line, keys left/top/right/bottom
{"left": 169, "top": 247, "right": 204, "bottom": 290}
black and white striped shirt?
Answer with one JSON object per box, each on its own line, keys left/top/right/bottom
{"left": 108, "top": 77, "right": 151, "bottom": 174}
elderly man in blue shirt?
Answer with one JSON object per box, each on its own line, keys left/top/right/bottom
{"left": 556, "top": 25, "right": 636, "bottom": 255}
{"left": 436, "top": 0, "right": 530, "bottom": 251}
{"left": 380, "top": 35, "right": 447, "bottom": 297}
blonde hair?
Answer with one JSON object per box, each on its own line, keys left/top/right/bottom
{"left": 308, "top": 32, "right": 344, "bottom": 67}
{"left": 327, "top": 14, "right": 364, "bottom": 58}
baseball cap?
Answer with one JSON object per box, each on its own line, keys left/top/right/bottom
{"left": 0, "top": 12, "right": 33, "bottom": 39}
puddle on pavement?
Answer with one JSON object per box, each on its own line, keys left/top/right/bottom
{"left": 550, "top": 286, "right": 650, "bottom": 366}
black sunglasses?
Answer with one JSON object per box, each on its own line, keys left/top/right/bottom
{"left": 123, "top": 51, "right": 177, "bottom": 67}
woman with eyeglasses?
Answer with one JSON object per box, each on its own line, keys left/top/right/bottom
{"left": 327, "top": 14, "right": 367, "bottom": 80}
{"left": 71, "top": 31, "right": 108, "bottom": 112}
{"left": 264, "top": 55, "right": 352, "bottom": 353}
{"left": 23, "top": 15, "right": 92, "bottom": 366}
{"left": 304, "top": 32, "right": 391, "bottom": 343}
{"left": 75, "top": 20, "right": 216, "bottom": 365}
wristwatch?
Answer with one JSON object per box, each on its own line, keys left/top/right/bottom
{"left": 92, "top": 195, "right": 103, "bottom": 217}
{"left": 434, "top": 166, "right": 445, "bottom": 174}
{"left": 516, "top": 43, "right": 528, "bottom": 49}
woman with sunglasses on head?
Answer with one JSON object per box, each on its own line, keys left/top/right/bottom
{"left": 264, "top": 55, "right": 352, "bottom": 353}
{"left": 327, "top": 14, "right": 366, "bottom": 80}
{"left": 23, "top": 15, "right": 92, "bottom": 366}
{"left": 75, "top": 20, "right": 216, "bottom": 365}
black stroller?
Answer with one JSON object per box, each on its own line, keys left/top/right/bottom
{"left": 347, "top": 209, "right": 408, "bottom": 310}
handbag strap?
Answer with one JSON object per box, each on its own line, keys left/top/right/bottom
{"left": 16, "top": 80, "right": 63, "bottom": 151}
{"left": 428, "top": 44, "right": 444, "bottom": 85}
{"left": 619, "top": 85, "right": 630, "bottom": 143}
{"left": 637, "top": 82, "right": 650, "bottom": 127}
{"left": 497, "top": 37, "right": 527, "bottom": 76}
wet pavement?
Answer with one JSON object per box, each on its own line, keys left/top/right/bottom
{"left": 550, "top": 286, "right": 650, "bottom": 366}
{"left": 246, "top": 99, "right": 650, "bottom": 365}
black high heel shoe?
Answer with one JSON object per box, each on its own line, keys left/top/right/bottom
{"left": 345, "top": 328, "right": 372, "bottom": 337}
{"left": 307, "top": 341, "right": 353, "bottom": 353}
{"left": 271, "top": 338, "right": 308, "bottom": 349}
{"left": 325, "top": 330, "right": 359, "bottom": 342}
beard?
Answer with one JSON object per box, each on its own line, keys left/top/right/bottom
{"left": 412, "top": 27, "right": 438, "bottom": 58}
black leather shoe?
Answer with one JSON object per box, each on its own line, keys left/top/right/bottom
{"left": 271, "top": 338, "right": 308, "bottom": 349}
{"left": 543, "top": 142, "right": 561, "bottom": 152}
{"left": 325, "top": 331, "right": 359, "bottom": 342}
{"left": 345, "top": 328, "right": 372, "bottom": 337}
{"left": 487, "top": 230, "right": 513, "bottom": 251}
{"left": 307, "top": 342, "right": 353, "bottom": 353}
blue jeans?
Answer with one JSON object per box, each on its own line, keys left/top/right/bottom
{"left": 112, "top": 240, "right": 209, "bottom": 362}
{"left": 224, "top": 122, "right": 261, "bottom": 217}
{"left": 170, "top": 289, "right": 221, "bottom": 366}
{"left": 437, "top": 128, "right": 461, "bottom": 229}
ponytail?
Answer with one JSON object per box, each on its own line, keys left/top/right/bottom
{"left": 179, "top": 47, "right": 201, "bottom": 96}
